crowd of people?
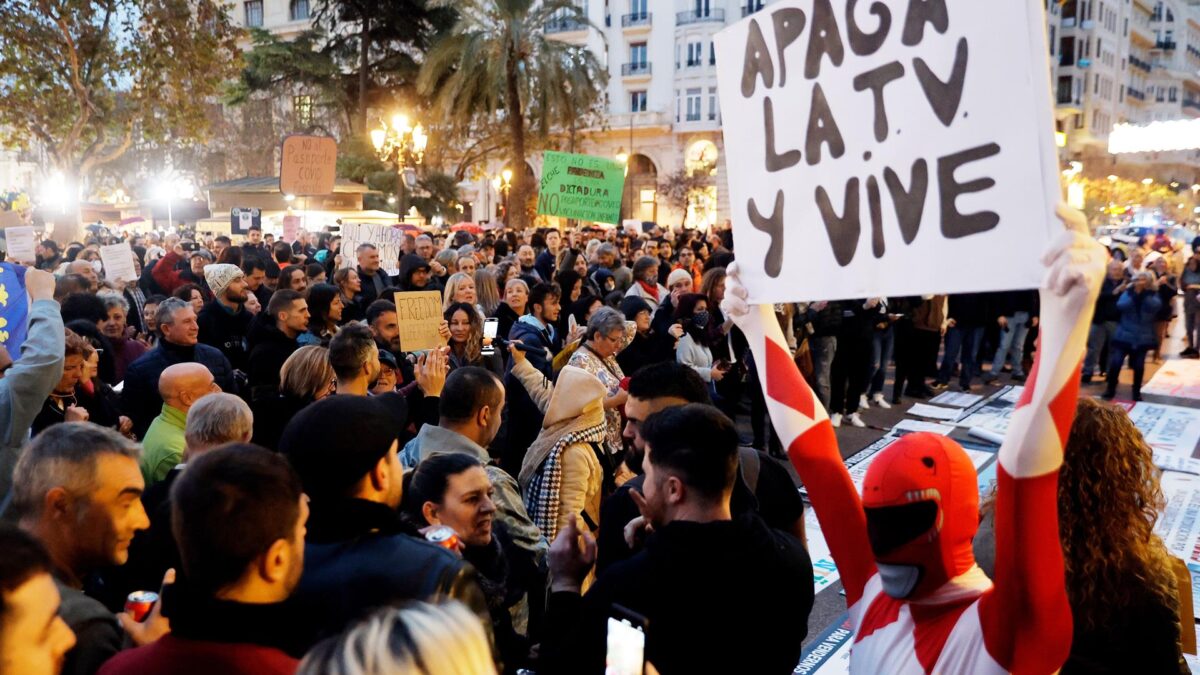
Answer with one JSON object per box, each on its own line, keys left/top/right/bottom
{"left": 0, "top": 209, "right": 1196, "bottom": 674}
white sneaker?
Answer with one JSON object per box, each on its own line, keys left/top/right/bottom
{"left": 846, "top": 412, "right": 867, "bottom": 428}
{"left": 830, "top": 413, "right": 843, "bottom": 428}
{"left": 858, "top": 394, "right": 870, "bottom": 410}
{"left": 871, "top": 393, "right": 892, "bottom": 410}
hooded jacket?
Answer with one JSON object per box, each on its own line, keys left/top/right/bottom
{"left": 519, "top": 365, "right": 608, "bottom": 541}
{"left": 396, "top": 254, "right": 433, "bottom": 293}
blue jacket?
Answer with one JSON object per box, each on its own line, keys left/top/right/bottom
{"left": 121, "top": 340, "right": 234, "bottom": 438}
{"left": 0, "top": 299, "right": 64, "bottom": 502}
{"left": 1114, "top": 289, "right": 1162, "bottom": 347}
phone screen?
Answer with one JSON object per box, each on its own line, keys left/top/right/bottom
{"left": 483, "top": 318, "right": 499, "bottom": 340}
{"left": 606, "top": 614, "right": 646, "bottom": 675}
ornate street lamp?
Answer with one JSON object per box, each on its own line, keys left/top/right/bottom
{"left": 371, "top": 113, "right": 428, "bottom": 218}
{"left": 492, "top": 169, "right": 513, "bottom": 223}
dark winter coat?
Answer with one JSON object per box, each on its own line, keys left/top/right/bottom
{"left": 121, "top": 340, "right": 234, "bottom": 437}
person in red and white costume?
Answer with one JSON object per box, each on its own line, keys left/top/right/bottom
{"left": 723, "top": 204, "right": 1106, "bottom": 675}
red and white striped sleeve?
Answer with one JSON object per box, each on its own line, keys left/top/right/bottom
{"left": 734, "top": 301, "right": 877, "bottom": 606}
{"left": 979, "top": 219, "right": 1106, "bottom": 674}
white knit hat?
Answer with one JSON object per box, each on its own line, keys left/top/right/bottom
{"left": 204, "top": 263, "right": 244, "bottom": 298}
{"left": 667, "top": 268, "right": 692, "bottom": 289}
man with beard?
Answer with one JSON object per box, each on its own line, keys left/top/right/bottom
{"left": 543, "top": 404, "right": 813, "bottom": 674}
{"left": 97, "top": 446, "right": 307, "bottom": 675}
{"left": 197, "top": 264, "right": 253, "bottom": 374}
{"left": 516, "top": 245, "right": 543, "bottom": 284}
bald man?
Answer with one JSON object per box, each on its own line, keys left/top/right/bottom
{"left": 68, "top": 259, "right": 99, "bottom": 291}
{"left": 139, "top": 363, "right": 219, "bottom": 485}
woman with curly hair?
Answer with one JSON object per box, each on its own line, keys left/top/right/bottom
{"left": 976, "top": 397, "right": 1188, "bottom": 674}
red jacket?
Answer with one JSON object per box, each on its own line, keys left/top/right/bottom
{"left": 97, "top": 635, "right": 297, "bottom": 675}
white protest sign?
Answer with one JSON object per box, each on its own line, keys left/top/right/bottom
{"left": 340, "top": 223, "right": 405, "bottom": 276}
{"left": 5, "top": 226, "right": 36, "bottom": 263}
{"left": 100, "top": 243, "right": 139, "bottom": 283}
{"left": 1127, "top": 402, "right": 1200, "bottom": 457}
{"left": 713, "top": 1, "right": 1059, "bottom": 302}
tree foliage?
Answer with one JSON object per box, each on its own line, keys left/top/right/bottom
{"left": 230, "top": 0, "right": 455, "bottom": 137}
{"left": 417, "top": 0, "right": 607, "bottom": 228}
{"left": 0, "top": 0, "right": 242, "bottom": 180}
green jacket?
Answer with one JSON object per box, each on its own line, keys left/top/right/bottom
{"left": 140, "top": 404, "right": 186, "bottom": 485}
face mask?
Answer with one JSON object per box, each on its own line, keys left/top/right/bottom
{"left": 692, "top": 311, "right": 710, "bottom": 328}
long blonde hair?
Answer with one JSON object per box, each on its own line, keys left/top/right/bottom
{"left": 1054, "top": 399, "right": 1178, "bottom": 629}
{"left": 297, "top": 601, "right": 496, "bottom": 675}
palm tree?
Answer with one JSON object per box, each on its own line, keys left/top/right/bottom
{"left": 418, "top": 0, "right": 606, "bottom": 229}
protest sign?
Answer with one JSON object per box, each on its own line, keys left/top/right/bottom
{"left": 713, "top": 1, "right": 1059, "bottom": 302}
{"left": 390, "top": 291, "right": 446, "bottom": 352}
{"left": 0, "top": 211, "right": 22, "bottom": 229}
{"left": 1156, "top": 472, "right": 1200, "bottom": 565}
{"left": 5, "top": 226, "right": 36, "bottom": 263}
{"left": 280, "top": 135, "right": 337, "bottom": 196}
{"left": 282, "top": 215, "right": 300, "bottom": 243}
{"left": 340, "top": 223, "right": 405, "bottom": 276}
{"left": 537, "top": 151, "right": 626, "bottom": 225}
{"left": 100, "top": 243, "right": 138, "bottom": 283}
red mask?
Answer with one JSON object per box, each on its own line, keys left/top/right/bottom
{"left": 861, "top": 433, "right": 979, "bottom": 599}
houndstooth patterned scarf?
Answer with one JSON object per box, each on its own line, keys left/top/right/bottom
{"left": 524, "top": 423, "right": 608, "bottom": 542}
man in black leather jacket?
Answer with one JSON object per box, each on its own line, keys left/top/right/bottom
{"left": 279, "top": 395, "right": 486, "bottom": 651}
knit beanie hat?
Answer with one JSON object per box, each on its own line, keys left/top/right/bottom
{"left": 667, "top": 268, "right": 692, "bottom": 289}
{"left": 619, "top": 296, "right": 652, "bottom": 322}
{"left": 204, "top": 264, "right": 244, "bottom": 298}
{"left": 279, "top": 395, "right": 402, "bottom": 499}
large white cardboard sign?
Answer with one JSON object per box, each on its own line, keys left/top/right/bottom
{"left": 713, "top": 0, "right": 1060, "bottom": 302}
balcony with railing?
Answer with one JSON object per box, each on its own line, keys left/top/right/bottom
{"left": 621, "top": 12, "right": 651, "bottom": 28}
{"left": 1128, "top": 85, "right": 1147, "bottom": 101}
{"left": 621, "top": 62, "right": 652, "bottom": 77}
{"left": 677, "top": 9, "right": 724, "bottom": 25}
{"left": 546, "top": 17, "right": 588, "bottom": 34}
{"left": 1130, "top": 54, "right": 1153, "bottom": 73}
{"left": 1157, "top": 40, "right": 1178, "bottom": 50}
{"left": 1184, "top": 98, "right": 1200, "bottom": 112}
{"left": 741, "top": 2, "right": 764, "bottom": 16}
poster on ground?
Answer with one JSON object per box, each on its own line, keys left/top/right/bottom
{"left": 537, "top": 151, "right": 626, "bottom": 225}
{"left": 341, "top": 223, "right": 405, "bottom": 276}
{"left": 713, "top": 1, "right": 1059, "bottom": 302}
{"left": 1144, "top": 359, "right": 1200, "bottom": 400}
{"left": 795, "top": 614, "right": 854, "bottom": 675}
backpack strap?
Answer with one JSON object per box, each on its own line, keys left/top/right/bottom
{"left": 737, "top": 446, "right": 761, "bottom": 495}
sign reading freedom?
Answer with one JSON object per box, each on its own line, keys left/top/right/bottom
{"left": 537, "top": 151, "right": 626, "bottom": 225}
{"left": 713, "top": 0, "right": 1060, "bottom": 303}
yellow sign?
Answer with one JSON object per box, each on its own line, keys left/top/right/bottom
{"left": 391, "top": 291, "right": 447, "bottom": 352}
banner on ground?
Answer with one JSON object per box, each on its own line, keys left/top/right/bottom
{"left": 280, "top": 135, "right": 337, "bottom": 196}
{"left": 340, "top": 223, "right": 405, "bottom": 276}
{"left": 713, "top": 0, "right": 1059, "bottom": 302}
{"left": 391, "top": 291, "right": 446, "bottom": 352}
{"left": 1144, "top": 359, "right": 1200, "bottom": 400}
{"left": 537, "top": 151, "right": 626, "bottom": 225}
{"left": 795, "top": 614, "right": 854, "bottom": 675}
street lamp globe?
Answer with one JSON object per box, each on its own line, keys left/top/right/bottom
{"left": 502, "top": 168, "right": 513, "bottom": 184}
{"left": 370, "top": 128, "right": 386, "bottom": 153}
{"left": 392, "top": 114, "right": 410, "bottom": 133}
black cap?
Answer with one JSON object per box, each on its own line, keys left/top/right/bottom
{"left": 279, "top": 395, "right": 401, "bottom": 499}
{"left": 378, "top": 349, "right": 398, "bottom": 370}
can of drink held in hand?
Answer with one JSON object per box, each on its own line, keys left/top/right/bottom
{"left": 424, "top": 526, "right": 460, "bottom": 551}
{"left": 125, "top": 591, "right": 159, "bottom": 622}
